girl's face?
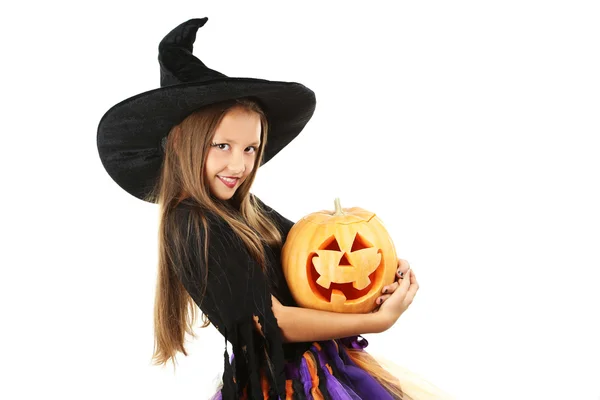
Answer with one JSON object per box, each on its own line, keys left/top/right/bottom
{"left": 204, "top": 106, "right": 261, "bottom": 200}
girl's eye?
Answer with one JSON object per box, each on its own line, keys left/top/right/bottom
{"left": 211, "top": 143, "right": 230, "bottom": 150}
{"left": 245, "top": 146, "right": 257, "bottom": 154}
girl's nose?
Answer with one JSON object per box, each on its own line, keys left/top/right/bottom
{"left": 228, "top": 153, "right": 246, "bottom": 175}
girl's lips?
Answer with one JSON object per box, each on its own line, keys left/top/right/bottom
{"left": 218, "top": 176, "right": 239, "bottom": 188}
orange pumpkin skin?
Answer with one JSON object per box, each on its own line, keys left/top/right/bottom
{"left": 281, "top": 199, "right": 397, "bottom": 314}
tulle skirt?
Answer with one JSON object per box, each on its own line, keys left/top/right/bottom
{"left": 211, "top": 336, "right": 454, "bottom": 400}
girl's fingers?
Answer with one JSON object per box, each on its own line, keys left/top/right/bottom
{"left": 382, "top": 281, "right": 399, "bottom": 294}
{"left": 397, "top": 259, "right": 411, "bottom": 275}
{"left": 399, "top": 268, "right": 411, "bottom": 291}
{"left": 380, "top": 269, "right": 415, "bottom": 304}
{"left": 376, "top": 294, "right": 391, "bottom": 305}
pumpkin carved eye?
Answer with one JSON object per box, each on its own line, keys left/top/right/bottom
{"left": 282, "top": 198, "right": 397, "bottom": 314}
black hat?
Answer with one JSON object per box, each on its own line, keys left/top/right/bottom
{"left": 97, "top": 17, "right": 316, "bottom": 203}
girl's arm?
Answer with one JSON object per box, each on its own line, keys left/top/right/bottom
{"left": 271, "top": 296, "right": 389, "bottom": 343}
{"left": 270, "top": 266, "right": 417, "bottom": 343}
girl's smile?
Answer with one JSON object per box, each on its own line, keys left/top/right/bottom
{"left": 217, "top": 175, "right": 240, "bottom": 189}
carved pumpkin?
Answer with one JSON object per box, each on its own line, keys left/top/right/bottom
{"left": 281, "top": 198, "right": 397, "bottom": 313}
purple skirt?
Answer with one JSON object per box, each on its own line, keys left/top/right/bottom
{"left": 212, "top": 336, "right": 403, "bottom": 399}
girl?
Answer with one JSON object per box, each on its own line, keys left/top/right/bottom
{"left": 97, "top": 17, "right": 453, "bottom": 400}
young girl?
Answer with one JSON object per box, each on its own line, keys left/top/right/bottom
{"left": 97, "top": 17, "right": 453, "bottom": 400}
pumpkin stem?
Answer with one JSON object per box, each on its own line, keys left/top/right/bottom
{"left": 334, "top": 198, "right": 345, "bottom": 216}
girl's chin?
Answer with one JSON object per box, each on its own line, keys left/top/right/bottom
{"left": 212, "top": 186, "right": 236, "bottom": 200}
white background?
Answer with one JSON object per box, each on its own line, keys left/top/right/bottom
{"left": 2, "top": 1, "right": 599, "bottom": 399}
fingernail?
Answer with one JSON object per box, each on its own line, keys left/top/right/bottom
{"left": 382, "top": 287, "right": 388, "bottom": 294}
{"left": 377, "top": 298, "right": 382, "bottom": 305}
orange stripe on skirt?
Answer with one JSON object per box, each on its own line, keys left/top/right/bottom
{"left": 303, "top": 352, "right": 324, "bottom": 400}
{"left": 261, "top": 368, "right": 270, "bottom": 399}
{"left": 285, "top": 380, "right": 294, "bottom": 400}
{"left": 258, "top": 369, "right": 296, "bottom": 399}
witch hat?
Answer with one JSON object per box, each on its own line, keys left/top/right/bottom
{"left": 97, "top": 17, "right": 316, "bottom": 203}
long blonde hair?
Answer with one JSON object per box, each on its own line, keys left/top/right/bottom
{"left": 147, "top": 98, "right": 283, "bottom": 368}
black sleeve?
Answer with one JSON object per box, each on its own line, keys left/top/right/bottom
{"left": 171, "top": 205, "right": 286, "bottom": 399}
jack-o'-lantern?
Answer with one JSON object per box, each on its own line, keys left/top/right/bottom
{"left": 281, "top": 198, "right": 397, "bottom": 313}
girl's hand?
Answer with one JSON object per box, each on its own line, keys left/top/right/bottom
{"left": 374, "top": 258, "right": 411, "bottom": 306}
{"left": 372, "top": 258, "right": 419, "bottom": 331}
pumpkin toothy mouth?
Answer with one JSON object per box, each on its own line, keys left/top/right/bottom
{"left": 308, "top": 257, "right": 380, "bottom": 304}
